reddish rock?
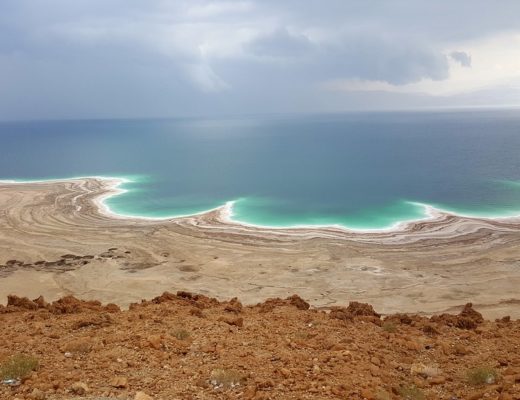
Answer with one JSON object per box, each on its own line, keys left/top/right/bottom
{"left": 346, "top": 301, "right": 380, "bottom": 317}
{"left": 151, "top": 291, "right": 177, "bottom": 303}
{"left": 110, "top": 376, "right": 128, "bottom": 388}
{"left": 224, "top": 297, "right": 243, "bottom": 313}
{"left": 135, "top": 392, "right": 153, "bottom": 400}
{"left": 70, "top": 382, "right": 89, "bottom": 395}
{"left": 7, "top": 295, "right": 38, "bottom": 310}
{"left": 459, "top": 303, "right": 483, "bottom": 323}
{"left": 33, "top": 295, "right": 48, "bottom": 308}
{"left": 431, "top": 303, "right": 484, "bottom": 330}
{"left": 286, "top": 294, "right": 310, "bottom": 310}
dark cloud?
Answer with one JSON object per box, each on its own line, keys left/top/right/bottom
{"left": 319, "top": 35, "right": 449, "bottom": 85}
{"left": 245, "top": 31, "right": 449, "bottom": 85}
{"left": 450, "top": 51, "right": 472, "bottom": 67}
{"left": 0, "top": 0, "right": 518, "bottom": 119}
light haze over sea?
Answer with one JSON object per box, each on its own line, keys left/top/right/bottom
{"left": 1, "top": 109, "right": 520, "bottom": 230}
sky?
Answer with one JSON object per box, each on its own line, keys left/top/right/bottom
{"left": 0, "top": 0, "right": 519, "bottom": 120}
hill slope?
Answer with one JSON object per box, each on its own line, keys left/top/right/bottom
{"left": 0, "top": 292, "right": 519, "bottom": 400}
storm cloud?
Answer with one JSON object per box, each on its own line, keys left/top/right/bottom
{"left": 0, "top": 0, "right": 519, "bottom": 119}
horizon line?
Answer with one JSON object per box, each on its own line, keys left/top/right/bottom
{"left": 1, "top": 104, "right": 519, "bottom": 124}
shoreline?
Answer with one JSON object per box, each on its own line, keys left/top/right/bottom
{"left": 2, "top": 175, "right": 519, "bottom": 234}
{"left": 1, "top": 176, "right": 520, "bottom": 317}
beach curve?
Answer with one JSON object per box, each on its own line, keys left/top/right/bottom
{"left": 0, "top": 176, "right": 520, "bottom": 318}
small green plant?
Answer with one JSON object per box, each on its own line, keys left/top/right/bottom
{"left": 398, "top": 385, "right": 425, "bottom": 400}
{"left": 466, "top": 366, "right": 499, "bottom": 385}
{"left": 173, "top": 328, "right": 190, "bottom": 340}
{"left": 209, "top": 368, "right": 246, "bottom": 388}
{"left": 0, "top": 354, "right": 39, "bottom": 380}
{"left": 382, "top": 321, "right": 397, "bottom": 333}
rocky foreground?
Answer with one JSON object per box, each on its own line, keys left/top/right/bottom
{"left": 0, "top": 293, "right": 519, "bottom": 400}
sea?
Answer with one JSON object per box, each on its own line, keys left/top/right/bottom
{"left": 1, "top": 109, "right": 520, "bottom": 230}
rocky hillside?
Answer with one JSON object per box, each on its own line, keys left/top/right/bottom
{"left": 0, "top": 292, "right": 519, "bottom": 400}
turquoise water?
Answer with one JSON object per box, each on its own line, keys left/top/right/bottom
{"left": 1, "top": 110, "right": 520, "bottom": 230}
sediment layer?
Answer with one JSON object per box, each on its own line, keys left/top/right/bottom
{"left": 1, "top": 178, "right": 520, "bottom": 318}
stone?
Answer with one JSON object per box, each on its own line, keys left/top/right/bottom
{"left": 224, "top": 297, "right": 243, "bottom": 313}
{"left": 7, "top": 295, "right": 38, "bottom": 310}
{"left": 63, "top": 337, "right": 94, "bottom": 354}
{"left": 454, "top": 343, "right": 468, "bottom": 355}
{"left": 134, "top": 391, "right": 153, "bottom": 400}
{"left": 286, "top": 294, "right": 310, "bottom": 310}
{"left": 429, "top": 376, "right": 446, "bottom": 385}
{"left": 70, "top": 382, "right": 89, "bottom": 395}
{"left": 110, "top": 376, "right": 128, "bottom": 388}
{"left": 147, "top": 335, "right": 163, "bottom": 350}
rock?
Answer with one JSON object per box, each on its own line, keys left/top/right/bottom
{"left": 105, "top": 303, "right": 121, "bottom": 313}
{"left": 7, "top": 295, "right": 38, "bottom": 310}
{"left": 405, "top": 340, "right": 422, "bottom": 351}
{"left": 429, "top": 376, "right": 446, "bottom": 385}
{"left": 70, "top": 382, "right": 89, "bottom": 395}
{"left": 135, "top": 392, "right": 153, "bottom": 400}
{"left": 459, "top": 303, "right": 483, "bottom": 323}
{"left": 243, "top": 385, "right": 257, "bottom": 399}
{"left": 468, "top": 390, "right": 486, "bottom": 400}
{"left": 431, "top": 303, "right": 483, "bottom": 330}
{"left": 329, "top": 307, "right": 353, "bottom": 322}
{"left": 346, "top": 301, "right": 380, "bottom": 317}
{"left": 63, "top": 337, "right": 94, "bottom": 354}
{"left": 146, "top": 335, "right": 163, "bottom": 350}
{"left": 176, "top": 290, "right": 194, "bottom": 299}
{"left": 329, "top": 301, "right": 380, "bottom": 322}
{"left": 286, "top": 294, "right": 310, "bottom": 310}
{"left": 224, "top": 297, "right": 243, "bottom": 313}
{"left": 110, "top": 376, "right": 128, "bottom": 388}
{"left": 33, "top": 296, "right": 48, "bottom": 308}
{"left": 49, "top": 296, "right": 105, "bottom": 314}
{"left": 454, "top": 343, "right": 469, "bottom": 356}
{"left": 151, "top": 291, "right": 177, "bottom": 304}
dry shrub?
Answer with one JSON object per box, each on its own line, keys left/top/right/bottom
{"left": 466, "top": 366, "right": 499, "bottom": 385}
{"left": 210, "top": 368, "right": 246, "bottom": 388}
{"left": 0, "top": 354, "right": 39, "bottom": 380}
{"left": 398, "top": 385, "right": 425, "bottom": 400}
{"left": 173, "top": 328, "right": 190, "bottom": 341}
{"left": 382, "top": 321, "right": 397, "bottom": 333}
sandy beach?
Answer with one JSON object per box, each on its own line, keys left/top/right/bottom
{"left": 1, "top": 177, "right": 520, "bottom": 318}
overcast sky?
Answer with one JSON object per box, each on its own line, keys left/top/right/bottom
{"left": 1, "top": 0, "right": 519, "bottom": 120}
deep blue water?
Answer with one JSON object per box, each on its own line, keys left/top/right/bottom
{"left": 1, "top": 110, "right": 520, "bottom": 229}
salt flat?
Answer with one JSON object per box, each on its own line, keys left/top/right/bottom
{"left": 1, "top": 178, "right": 519, "bottom": 318}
